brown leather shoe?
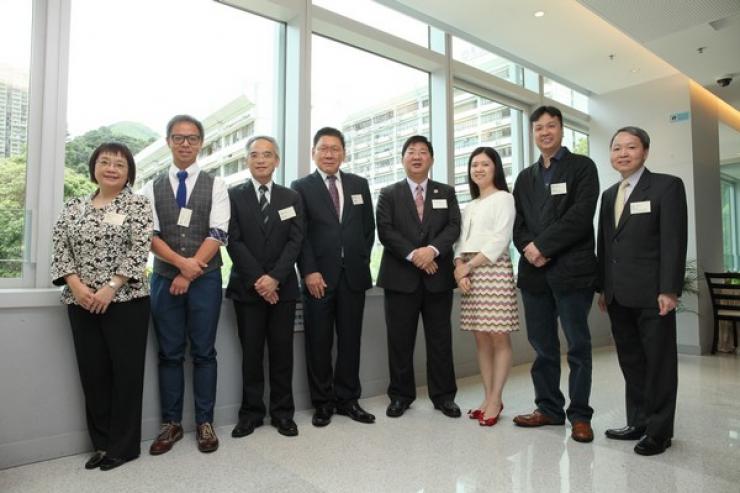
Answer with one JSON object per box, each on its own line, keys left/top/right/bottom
{"left": 196, "top": 422, "right": 219, "bottom": 453}
{"left": 149, "top": 422, "right": 184, "bottom": 455}
{"left": 513, "top": 410, "right": 564, "bottom": 427}
{"left": 571, "top": 421, "right": 594, "bottom": 443}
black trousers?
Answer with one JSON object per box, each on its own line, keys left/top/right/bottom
{"left": 384, "top": 287, "right": 457, "bottom": 405}
{"left": 67, "top": 297, "right": 150, "bottom": 459}
{"left": 607, "top": 299, "right": 678, "bottom": 440}
{"left": 302, "top": 271, "right": 366, "bottom": 408}
{"left": 233, "top": 299, "right": 296, "bottom": 421}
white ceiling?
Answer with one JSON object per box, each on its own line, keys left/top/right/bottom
{"left": 383, "top": 0, "right": 740, "bottom": 110}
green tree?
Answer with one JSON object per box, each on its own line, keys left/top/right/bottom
{"left": 65, "top": 125, "right": 157, "bottom": 174}
{"left": 64, "top": 166, "right": 97, "bottom": 200}
{"left": 0, "top": 155, "right": 28, "bottom": 277}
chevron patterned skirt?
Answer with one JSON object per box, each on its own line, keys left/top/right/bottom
{"left": 459, "top": 252, "right": 519, "bottom": 333}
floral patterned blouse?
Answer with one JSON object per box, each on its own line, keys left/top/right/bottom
{"left": 50, "top": 186, "right": 153, "bottom": 305}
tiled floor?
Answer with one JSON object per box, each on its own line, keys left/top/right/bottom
{"left": 1, "top": 348, "right": 738, "bottom": 493}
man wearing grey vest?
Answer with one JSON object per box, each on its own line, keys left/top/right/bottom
{"left": 141, "top": 115, "right": 230, "bottom": 455}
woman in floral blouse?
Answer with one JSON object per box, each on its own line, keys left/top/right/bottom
{"left": 51, "top": 142, "right": 153, "bottom": 471}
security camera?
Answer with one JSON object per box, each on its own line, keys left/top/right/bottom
{"left": 717, "top": 76, "right": 733, "bottom": 87}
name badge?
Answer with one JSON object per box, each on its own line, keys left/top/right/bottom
{"left": 351, "top": 194, "right": 364, "bottom": 205}
{"left": 279, "top": 206, "right": 296, "bottom": 221}
{"left": 432, "top": 199, "right": 448, "bottom": 209}
{"left": 177, "top": 208, "right": 192, "bottom": 227}
{"left": 103, "top": 212, "right": 126, "bottom": 226}
{"left": 550, "top": 182, "right": 567, "bottom": 195}
{"left": 630, "top": 201, "right": 651, "bottom": 214}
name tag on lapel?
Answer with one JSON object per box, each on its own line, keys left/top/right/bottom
{"left": 630, "top": 201, "right": 651, "bottom": 214}
{"left": 279, "top": 206, "right": 296, "bottom": 221}
{"left": 103, "top": 212, "right": 126, "bottom": 226}
{"left": 550, "top": 182, "right": 567, "bottom": 195}
{"left": 351, "top": 194, "right": 364, "bottom": 205}
{"left": 432, "top": 199, "right": 448, "bottom": 209}
{"left": 177, "top": 208, "right": 192, "bottom": 227}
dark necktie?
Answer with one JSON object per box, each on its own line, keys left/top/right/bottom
{"left": 259, "top": 185, "right": 269, "bottom": 227}
{"left": 327, "top": 175, "right": 340, "bottom": 218}
{"left": 176, "top": 170, "right": 188, "bottom": 208}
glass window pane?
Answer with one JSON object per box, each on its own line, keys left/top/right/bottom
{"left": 452, "top": 37, "right": 538, "bottom": 92}
{"left": 452, "top": 88, "right": 525, "bottom": 206}
{"left": 0, "top": 0, "right": 32, "bottom": 279}
{"left": 67, "top": 0, "right": 284, "bottom": 284}
{"left": 311, "top": 35, "right": 429, "bottom": 279}
{"left": 314, "top": 0, "right": 428, "bottom": 47}
{"left": 563, "top": 127, "right": 590, "bottom": 156}
{"left": 544, "top": 77, "right": 589, "bottom": 113}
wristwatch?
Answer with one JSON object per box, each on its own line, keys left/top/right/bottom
{"left": 106, "top": 280, "right": 119, "bottom": 290}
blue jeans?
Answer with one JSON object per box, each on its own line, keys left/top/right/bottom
{"left": 151, "top": 269, "right": 222, "bottom": 424}
{"left": 520, "top": 285, "right": 594, "bottom": 423}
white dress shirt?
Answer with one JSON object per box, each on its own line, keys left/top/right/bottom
{"left": 139, "top": 162, "right": 230, "bottom": 243}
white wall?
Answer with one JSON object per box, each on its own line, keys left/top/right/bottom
{"left": 589, "top": 74, "right": 725, "bottom": 354}
{"left": 0, "top": 290, "right": 613, "bottom": 469}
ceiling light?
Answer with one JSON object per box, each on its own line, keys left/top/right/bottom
{"left": 534, "top": 11, "right": 545, "bottom": 18}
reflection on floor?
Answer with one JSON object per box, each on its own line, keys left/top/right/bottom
{"left": 1, "top": 348, "right": 738, "bottom": 493}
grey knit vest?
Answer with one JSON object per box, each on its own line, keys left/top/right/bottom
{"left": 152, "top": 171, "right": 222, "bottom": 279}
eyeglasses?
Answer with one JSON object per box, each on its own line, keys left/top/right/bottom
{"left": 170, "top": 134, "right": 202, "bottom": 145}
{"left": 96, "top": 160, "right": 128, "bottom": 170}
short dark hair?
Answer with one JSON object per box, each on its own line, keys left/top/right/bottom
{"left": 401, "top": 135, "right": 434, "bottom": 158}
{"left": 313, "top": 127, "right": 345, "bottom": 149}
{"left": 529, "top": 105, "right": 563, "bottom": 126}
{"left": 467, "top": 147, "right": 509, "bottom": 199}
{"left": 166, "top": 114, "right": 204, "bottom": 140}
{"left": 610, "top": 126, "right": 650, "bottom": 149}
{"left": 88, "top": 142, "right": 136, "bottom": 187}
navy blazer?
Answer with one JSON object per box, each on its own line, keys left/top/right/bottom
{"left": 376, "top": 179, "right": 461, "bottom": 294}
{"left": 513, "top": 149, "right": 599, "bottom": 293}
{"left": 597, "top": 168, "right": 687, "bottom": 308}
{"left": 291, "top": 170, "right": 375, "bottom": 292}
{"left": 225, "top": 180, "right": 303, "bottom": 303}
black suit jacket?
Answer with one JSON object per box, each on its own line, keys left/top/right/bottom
{"left": 513, "top": 149, "right": 599, "bottom": 293}
{"left": 290, "top": 170, "right": 374, "bottom": 292}
{"left": 376, "top": 179, "right": 461, "bottom": 293}
{"left": 225, "top": 180, "right": 304, "bottom": 303}
{"left": 597, "top": 168, "right": 687, "bottom": 308}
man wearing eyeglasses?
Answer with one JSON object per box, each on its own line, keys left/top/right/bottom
{"left": 141, "top": 114, "right": 230, "bottom": 455}
{"left": 290, "top": 127, "right": 376, "bottom": 427}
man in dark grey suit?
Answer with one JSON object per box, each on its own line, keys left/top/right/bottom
{"left": 290, "top": 127, "right": 376, "bottom": 427}
{"left": 226, "top": 136, "right": 303, "bottom": 439}
{"left": 376, "top": 135, "right": 462, "bottom": 419}
{"left": 597, "top": 126, "right": 687, "bottom": 456}
{"left": 512, "top": 106, "right": 599, "bottom": 443}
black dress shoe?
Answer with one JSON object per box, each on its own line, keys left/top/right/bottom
{"left": 634, "top": 435, "right": 672, "bottom": 456}
{"left": 336, "top": 402, "right": 375, "bottom": 423}
{"left": 605, "top": 425, "right": 646, "bottom": 441}
{"left": 84, "top": 451, "right": 106, "bottom": 470}
{"left": 231, "top": 418, "right": 263, "bottom": 438}
{"left": 434, "top": 400, "right": 462, "bottom": 418}
{"left": 312, "top": 406, "right": 334, "bottom": 427}
{"left": 386, "top": 400, "right": 410, "bottom": 418}
{"left": 271, "top": 418, "right": 299, "bottom": 437}
{"left": 99, "top": 455, "right": 137, "bottom": 471}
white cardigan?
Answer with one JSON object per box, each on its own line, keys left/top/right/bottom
{"left": 453, "top": 190, "right": 515, "bottom": 264}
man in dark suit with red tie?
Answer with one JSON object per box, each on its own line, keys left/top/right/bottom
{"left": 226, "top": 135, "right": 303, "bottom": 439}
{"left": 597, "top": 126, "right": 687, "bottom": 456}
{"left": 376, "top": 135, "right": 462, "bottom": 419}
{"left": 291, "top": 127, "right": 376, "bottom": 427}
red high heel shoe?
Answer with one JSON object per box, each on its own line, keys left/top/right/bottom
{"left": 468, "top": 409, "right": 483, "bottom": 420}
{"left": 478, "top": 404, "right": 504, "bottom": 427}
